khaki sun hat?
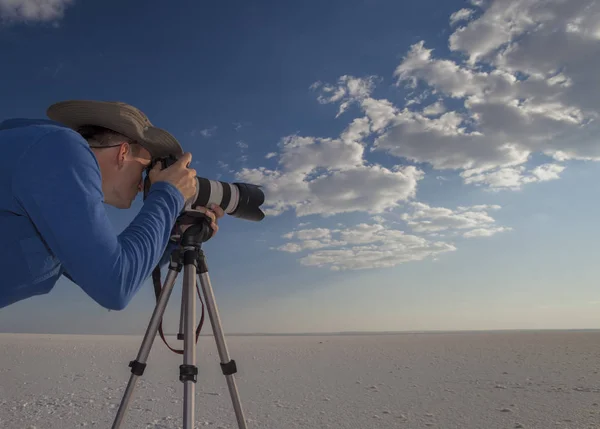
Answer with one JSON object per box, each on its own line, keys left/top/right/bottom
{"left": 46, "top": 100, "right": 184, "bottom": 159}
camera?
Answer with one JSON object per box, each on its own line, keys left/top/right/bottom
{"left": 144, "top": 155, "right": 265, "bottom": 222}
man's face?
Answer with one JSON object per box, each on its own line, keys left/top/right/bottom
{"left": 115, "top": 143, "right": 153, "bottom": 208}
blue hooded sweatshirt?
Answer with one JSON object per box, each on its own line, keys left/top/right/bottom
{"left": 0, "top": 118, "right": 184, "bottom": 310}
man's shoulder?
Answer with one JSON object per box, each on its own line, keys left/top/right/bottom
{"left": 0, "top": 118, "right": 91, "bottom": 157}
{"left": 0, "top": 118, "right": 100, "bottom": 188}
{"left": 1, "top": 118, "right": 72, "bottom": 132}
{"left": 2, "top": 118, "right": 82, "bottom": 140}
{"left": 1, "top": 118, "right": 82, "bottom": 144}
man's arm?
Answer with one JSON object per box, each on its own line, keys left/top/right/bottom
{"left": 63, "top": 234, "right": 178, "bottom": 281}
{"left": 159, "top": 240, "right": 178, "bottom": 267}
{"left": 12, "top": 128, "right": 185, "bottom": 310}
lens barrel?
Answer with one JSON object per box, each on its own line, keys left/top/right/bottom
{"left": 193, "top": 178, "right": 265, "bottom": 222}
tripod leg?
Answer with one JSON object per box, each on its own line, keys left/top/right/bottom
{"left": 197, "top": 255, "right": 248, "bottom": 429}
{"left": 178, "top": 287, "right": 185, "bottom": 341}
{"left": 111, "top": 269, "right": 179, "bottom": 429}
{"left": 181, "top": 252, "right": 199, "bottom": 429}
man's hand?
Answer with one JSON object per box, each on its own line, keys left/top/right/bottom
{"left": 176, "top": 203, "right": 224, "bottom": 238}
{"left": 149, "top": 152, "right": 197, "bottom": 203}
{"left": 197, "top": 203, "right": 225, "bottom": 237}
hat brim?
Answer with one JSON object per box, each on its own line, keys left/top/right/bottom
{"left": 46, "top": 100, "right": 184, "bottom": 159}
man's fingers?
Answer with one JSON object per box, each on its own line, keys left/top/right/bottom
{"left": 209, "top": 204, "right": 225, "bottom": 218}
{"left": 194, "top": 206, "right": 221, "bottom": 236}
{"left": 196, "top": 206, "right": 216, "bottom": 223}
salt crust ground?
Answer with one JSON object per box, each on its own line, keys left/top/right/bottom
{"left": 0, "top": 331, "right": 599, "bottom": 428}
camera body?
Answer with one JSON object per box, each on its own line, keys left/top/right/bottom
{"left": 154, "top": 154, "right": 178, "bottom": 169}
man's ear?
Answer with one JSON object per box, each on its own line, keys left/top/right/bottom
{"left": 116, "top": 143, "right": 129, "bottom": 168}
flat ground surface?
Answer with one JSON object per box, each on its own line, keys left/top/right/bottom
{"left": 0, "top": 331, "right": 599, "bottom": 428}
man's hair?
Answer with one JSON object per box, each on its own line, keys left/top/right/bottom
{"left": 77, "top": 125, "right": 141, "bottom": 154}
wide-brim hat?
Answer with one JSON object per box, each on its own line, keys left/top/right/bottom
{"left": 46, "top": 100, "right": 183, "bottom": 159}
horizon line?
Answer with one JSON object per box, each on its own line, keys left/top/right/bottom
{"left": 1, "top": 328, "right": 600, "bottom": 336}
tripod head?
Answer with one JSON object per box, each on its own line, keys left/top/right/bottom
{"left": 175, "top": 212, "right": 215, "bottom": 247}
{"left": 181, "top": 222, "right": 213, "bottom": 247}
{"left": 166, "top": 209, "right": 216, "bottom": 251}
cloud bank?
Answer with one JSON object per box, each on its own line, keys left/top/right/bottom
{"left": 237, "top": 0, "right": 599, "bottom": 270}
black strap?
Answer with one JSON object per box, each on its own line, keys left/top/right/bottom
{"left": 152, "top": 265, "right": 204, "bottom": 354}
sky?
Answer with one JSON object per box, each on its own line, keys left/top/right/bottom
{"left": 1, "top": 0, "right": 600, "bottom": 335}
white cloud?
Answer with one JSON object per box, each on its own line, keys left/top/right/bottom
{"left": 304, "top": 0, "right": 600, "bottom": 187}
{"left": 457, "top": 204, "right": 501, "bottom": 211}
{"left": 277, "top": 224, "right": 456, "bottom": 270}
{"left": 340, "top": 117, "right": 371, "bottom": 145}
{"left": 0, "top": 0, "right": 73, "bottom": 23}
{"left": 237, "top": 162, "right": 423, "bottom": 217}
{"left": 373, "top": 106, "right": 531, "bottom": 172}
{"left": 284, "top": 228, "right": 331, "bottom": 241}
{"left": 311, "top": 75, "right": 377, "bottom": 117}
{"left": 450, "top": 8, "right": 475, "bottom": 26}
{"left": 217, "top": 161, "right": 231, "bottom": 174}
{"left": 422, "top": 101, "right": 447, "bottom": 116}
{"left": 360, "top": 98, "right": 398, "bottom": 133}
{"left": 401, "top": 202, "right": 511, "bottom": 238}
{"left": 236, "top": 117, "right": 424, "bottom": 217}
{"left": 277, "top": 242, "right": 303, "bottom": 253}
{"left": 278, "top": 135, "right": 364, "bottom": 174}
{"left": 371, "top": 215, "right": 386, "bottom": 224}
{"left": 529, "top": 163, "right": 565, "bottom": 181}
{"left": 461, "top": 163, "right": 566, "bottom": 190}
{"left": 464, "top": 226, "right": 511, "bottom": 238}
{"left": 273, "top": 202, "right": 509, "bottom": 270}
{"left": 388, "top": 40, "right": 591, "bottom": 172}
{"left": 448, "top": 0, "right": 600, "bottom": 159}
{"left": 200, "top": 126, "right": 217, "bottom": 138}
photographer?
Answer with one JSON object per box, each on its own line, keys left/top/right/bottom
{"left": 0, "top": 100, "right": 223, "bottom": 310}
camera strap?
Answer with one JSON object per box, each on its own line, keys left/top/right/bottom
{"left": 151, "top": 265, "right": 205, "bottom": 355}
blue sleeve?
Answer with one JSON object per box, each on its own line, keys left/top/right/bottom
{"left": 159, "top": 241, "right": 179, "bottom": 267}
{"left": 12, "top": 128, "right": 185, "bottom": 310}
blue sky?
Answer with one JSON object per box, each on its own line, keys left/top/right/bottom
{"left": 1, "top": 0, "right": 600, "bottom": 334}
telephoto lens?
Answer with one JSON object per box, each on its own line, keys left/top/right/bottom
{"left": 192, "top": 178, "right": 265, "bottom": 221}
{"left": 144, "top": 155, "right": 265, "bottom": 222}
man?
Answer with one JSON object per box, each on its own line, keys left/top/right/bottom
{"left": 0, "top": 100, "right": 223, "bottom": 310}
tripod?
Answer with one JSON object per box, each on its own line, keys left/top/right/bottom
{"left": 111, "top": 219, "right": 248, "bottom": 429}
